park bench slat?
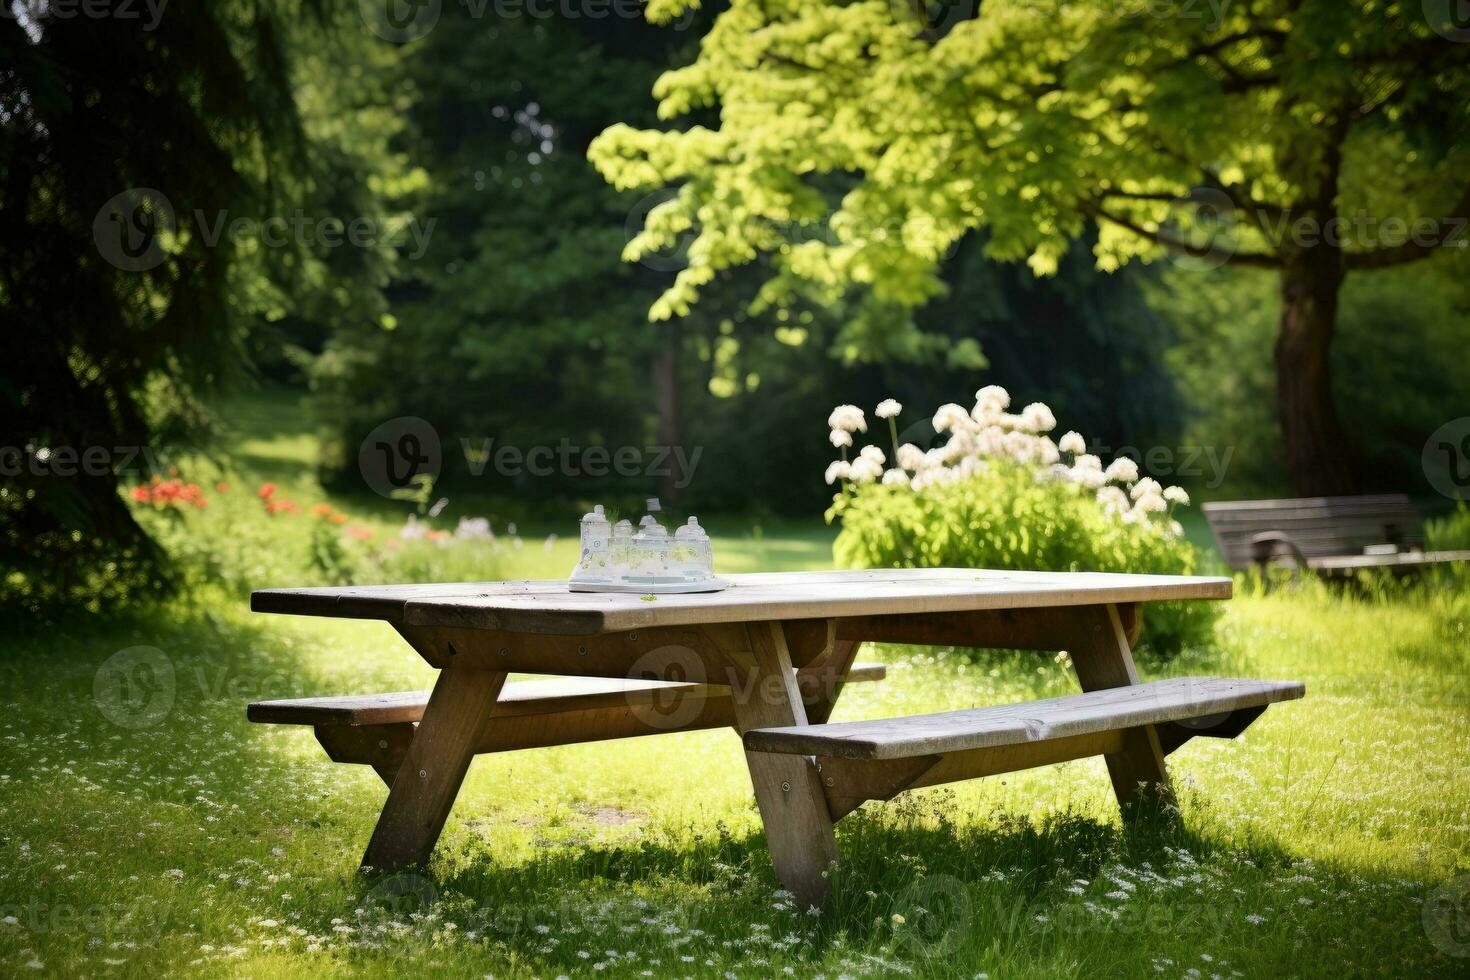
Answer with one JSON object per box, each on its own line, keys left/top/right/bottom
{"left": 1307, "top": 549, "right": 1470, "bottom": 572}
{"left": 1199, "top": 494, "right": 1458, "bottom": 573}
{"left": 1201, "top": 493, "right": 1412, "bottom": 511}
{"left": 742, "top": 676, "right": 1303, "bottom": 760}
{"left": 248, "top": 661, "right": 888, "bottom": 727}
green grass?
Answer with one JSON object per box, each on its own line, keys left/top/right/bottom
{"left": 1, "top": 392, "right": 1467, "bottom": 978}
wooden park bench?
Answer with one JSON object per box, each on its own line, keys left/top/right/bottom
{"left": 1202, "top": 493, "right": 1470, "bottom": 579}
{"left": 250, "top": 662, "right": 889, "bottom": 785}
{"left": 249, "top": 569, "right": 1304, "bottom": 907}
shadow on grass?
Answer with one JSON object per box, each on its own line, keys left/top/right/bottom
{"left": 0, "top": 593, "right": 372, "bottom": 801}
{"left": 342, "top": 786, "right": 1343, "bottom": 977}
{"left": 7, "top": 593, "right": 1444, "bottom": 975}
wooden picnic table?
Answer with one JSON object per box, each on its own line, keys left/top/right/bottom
{"left": 250, "top": 568, "right": 1302, "bottom": 907}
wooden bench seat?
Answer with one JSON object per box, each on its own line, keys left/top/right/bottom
{"left": 1202, "top": 494, "right": 1467, "bottom": 578}
{"left": 744, "top": 676, "right": 1303, "bottom": 818}
{"left": 249, "top": 662, "right": 886, "bottom": 784}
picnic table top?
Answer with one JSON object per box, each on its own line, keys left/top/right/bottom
{"left": 251, "top": 567, "right": 1231, "bottom": 636}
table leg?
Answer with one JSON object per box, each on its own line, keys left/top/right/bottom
{"left": 361, "top": 667, "right": 507, "bottom": 871}
{"left": 1065, "top": 603, "right": 1172, "bottom": 815}
{"left": 725, "top": 621, "right": 839, "bottom": 909}
{"left": 801, "top": 638, "right": 862, "bottom": 725}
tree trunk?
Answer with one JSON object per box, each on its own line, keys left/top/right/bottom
{"left": 653, "top": 324, "right": 681, "bottom": 505}
{"left": 1274, "top": 239, "right": 1355, "bottom": 496}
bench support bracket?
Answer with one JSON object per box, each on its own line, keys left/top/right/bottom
{"left": 315, "top": 722, "right": 416, "bottom": 786}
{"left": 1157, "top": 705, "right": 1267, "bottom": 755}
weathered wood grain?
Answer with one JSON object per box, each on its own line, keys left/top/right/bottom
{"left": 314, "top": 722, "right": 416, "bottom": 785}
{"left": 361, "top": 667, "right": 507, "bottom": 872}
{"left": 723, "top": 622, "right": 839, "bottom": 909}
{"left": 1062, "top": 603, "right": 1171, "bottom": 810}
{"left": 815, "top": 730, "right": 1125, "bottom": 819}
{"left": 742, "top": 677, "right": 1304, "bottom": 760}
{"left": 1201, "top": 494, "right": 1465, "bottom": 574}
{"left": 831, "top": 603, "right": 1140, "bottom": 651}
{"left": 248, "top": 663, "right": 887, "bottom": 728}
{"left": 252, "top": 568, "right": 1231, "bottom": 635}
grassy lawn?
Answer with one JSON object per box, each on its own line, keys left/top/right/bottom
{"left": 1, "top": 395, "right": 1467, "bottom": 978}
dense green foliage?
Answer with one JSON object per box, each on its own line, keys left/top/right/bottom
{"left": 1157, "top": 259, "right": 1470, "bottom": 497}
{"left": 832, "top": 466, "right": 1219, "bottom": 654}
{"left": 313, "top": 13, "right": 679, "bottom": 503}
{"left": 309, "top": 8, "right": 1185, "bottom": 516}
{"left": 103, "top": 391, "right": 840, "bottom": 603}
{"left": 0, "top": 2, "right": 404, "bottom": 611}
{"left": 1427, "top": 503, "right": 1470, "bottom": 551}
{"left": 4, "top": 1, "right": 1466, "bottom": 608}
{"left": 592, "top": 0, "right": 1470, "bottom": 494}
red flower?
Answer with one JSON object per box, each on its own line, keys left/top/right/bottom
{"left": 258, "top": 483, "right": 277, "bottom": 500}
{"left": 311, "top": 503, "right": 334, "bottom": 517}
{"left": 216, "top": 482, "right": 230, "bottom": 493}
{"left": 129, "top": 486, "right": 151, "bottom": 503}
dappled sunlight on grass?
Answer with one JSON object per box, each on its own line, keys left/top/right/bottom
{"left": 3, "top": 404, "right": 1465, "bottom": 975}
{"left": 0, "top": 571, "right": 1465, "bottom": 976}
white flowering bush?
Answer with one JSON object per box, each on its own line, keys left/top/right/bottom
{"left": 825, "top": 387, "right": 1219, "bottom": 654}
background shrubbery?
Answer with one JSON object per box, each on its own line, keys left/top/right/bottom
{"left": 832, "top": 465, "right": 1218, "bottom": 656}
{"left": 1426, "top": 503, "right": 1470, "bottom": 551}
{"left": 825, "top": 392, "right": 1220, "bottom": 656}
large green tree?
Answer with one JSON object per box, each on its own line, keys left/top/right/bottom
{"left": 591, "top": 0, "right": 1470, "bottom": 495}
{"left": 315, "top": 6, "right": 1186, "bottom": 515}
{"left": 313, "top": 11, "right": 695, "bottom": 504}
{"left": 0, "top": 2, "right": 403, "bottom": 610}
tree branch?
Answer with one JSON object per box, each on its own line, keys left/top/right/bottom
{"left": 1098, "top": 190, "right": 1181, "bottom": 203}
{"left": 1082, "top": 202, "right": 1281, "bottom": 268}
{"left": 1183, "top": 28, "right": 1288, "bottom": 62}
{"left": 1345, "top": 182, "right": 1470, "bottom": 270}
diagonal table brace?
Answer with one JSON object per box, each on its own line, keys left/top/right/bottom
{"left": 361, "top": 667, "right": 507, "bottom": 872}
